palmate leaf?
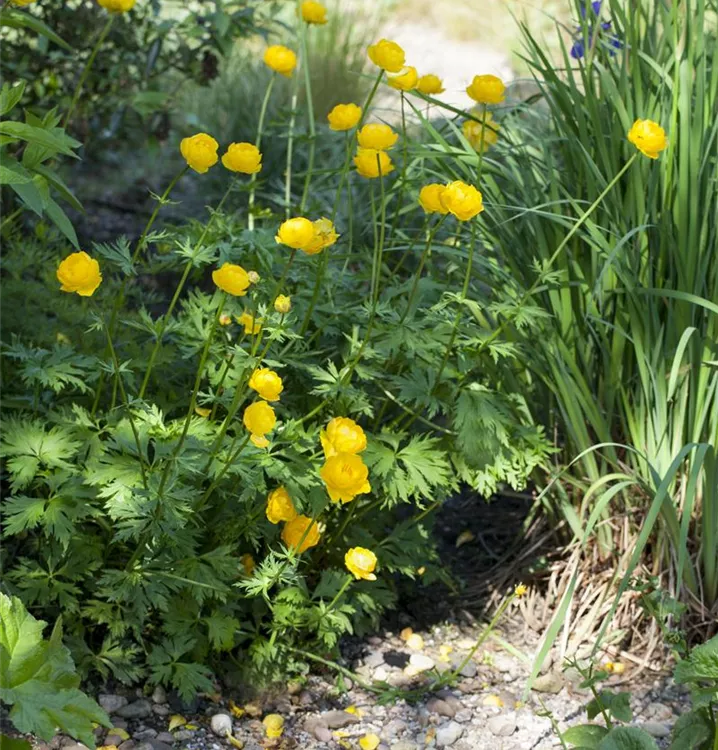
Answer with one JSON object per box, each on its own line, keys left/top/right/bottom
{"left": 147, "top": 636, "right": 213, "bottom": 702}
{"left": 0, "top": 594, "right": 110, "bottom": 747}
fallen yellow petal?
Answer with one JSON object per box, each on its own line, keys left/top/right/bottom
{"left": 359, "top": 733, "right": 381, "bottom": 750}
{"left": 400, "top": 627, "right": 414, "bottom": 641}
{"left": 194, "top": 407, "right": 211, "bottom": 418}
{"left": 344, "top": 705, "right": 363, "bottom": 717}
{"left": 108, "top": 728, "right": 130, "bottom": 740}
{"left": 439, "top": 644, "right": 453, "bottom": 662}
{"left": 333, "top": 730, "right": 350, "bottom": 738}
{"left": 168, "top": 715, "right": 187, "bottom": 731}
{"left": 97, "top": 745, "right": 118, "bottom": 750}
{"left": 425, "top": 727, "right": 436, "bottom": 743}
{"left": 225, "top": 730, "right": 243, "bottom": 748}
{"left": 455, "top": 530, "right": 475, "bottom": 548}
{"left": 228, "top": 700, "right": 245, "bottom": 719}
{"left": 184, "top": 724, "right": 199, "bottom": 731}
{"left": 263, "top": 714, "right": 284, "bottom": 739}
{"left": 482, "top": 694, "right": 504, "bottom": 707}
{"left": 406, "top": 633, "right": 424, "bottom": 650}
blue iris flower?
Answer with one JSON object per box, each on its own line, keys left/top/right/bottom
{"left": 571, "top": 2, "right": 622, "bottom": 59}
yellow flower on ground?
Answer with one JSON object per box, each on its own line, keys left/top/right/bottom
{"left": 236, "top": 311, "right": 263, "bottom": 335}
{"left": 441, "top": 180, "right": 484, "bottom": 221}
{"left": 345, "top": 547, "right": 377, "bottom": 581}
{"left": 275, "top": 217, "right": 316, "bottom": 250}
{"left": 248, "top": 368, "right": 283, "bottom": 401}
{"left": 180, "top": 133, "right": 219, "bottom": 174}
{"left": 327, "top": 103, "right": 362, "bottom": 131}
{"left": 243, "top": 401, "right": 276, "bottom": 445}
{"left": 302, "top": 217, "right": 339, "bottom": 255}
{"left": 359, "top": 734, "right": 381, "bottom": 750}
{"left": 97, "top": 0, "right": 135, "bottom": 11}
{"left": 418, "top": 184, "right": 449, "bottom": 214}
{"left": 274, "top": 294, "right": 292, "bottom": 314}
{"left": 301, "top": 0, "right": 327, "bottom": 24}
{"left": 221, "top": 142, "right": 262, "bottom": 174}
{"left": 387, "top": 66, "right": 418, "bottom": 91}
{"left": 406, "top": 633, "right": 424, "bottom": 650}
{"left": 357, "top": 123, "right": 398, "bottom": 151}
{"left": 240, "top": 553, "right": 255, "bottom": 575}
{"left": 320, "top": 417, "right": 367, "bottom": 459}
{"left": 57, "top": 252, "right": 102, "bottom": 297}
{"left": 463, "top": 110, "right": 499, "bottom": 153}
{"left": 262, "top": 714, "right": 284, "bottom": 739}
{"left": 416, "top": 74, "right": 445, "bottom": 95}
{"left": 320, "top": 453, "right": 371, "bottom": 503}
{"left": 266, "top": 487, "right": 297, "bottom": 524}
{"left": 281, "top": 515, "right": 321, "bottom": 553}
{"left": 627, "top": 118, "right": 668, "bottom": 159}
{"left": 514, "top": 583, "right": 528, "bottom": 597}
{"left": 354, "top": 148, "right": 394, "bottom": 179}
{"left": 212, "top": 263, "right": 251, "bottom": 296}
{"left": 263, "top": 45, "right": 297, "bottom": 76}
{"left": 367, "top": 39, "right": 405, "bottom": 73}
{"left": 466, "top": 74, "right": 505, "bottom": 105}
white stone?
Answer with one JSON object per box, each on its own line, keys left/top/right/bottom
{"left": 436, "top": 721, "right": 463, "bottom": 747}
{"left": 210, "top": 713, "right": 233, "bottom": 737}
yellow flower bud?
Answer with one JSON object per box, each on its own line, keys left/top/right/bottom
{"left": 57, "top": 252, "right": 102, "bottom": 297}
{"left": 320, "top": 417, "right": 366, "bottom": 459}
{"left": 236, "top": 311, "right": 263, "bottom": 335}
{"left": 243, "top": 401, "right": 276, "bottom": 439}
{"left": 240, "top": 553, "right": 255, "bottom": 575}
{"left": 441, "top": 180, "right": 484, "bottom": 221}
{"left": 627, "top": 118, "right": 668, "bottom": 159}
{"left": 180, "top": 132, "right": 219, "bottom": 174}
{"left": 281, "top": 514, "right": 321, "bottom": 553}
{"left": 367, "top": 39, "right": 405, "bottom": 73}
{"left": 247, "top": 270, "right": 260, "bottom": 284}
{"left": 301, "top": 0, "right": 327, "bottom": 24}
{"left": 416, "top": 74, "right": 445, "bottom": 95}
{"left": 275, "top": 217, "right": 316, "bottom": 250}
{"left": 221, "top": 142, "right": 262, "bottom": 174}
{"left": 97, "top": 0, "right": 135, "bottom": 12}
{"left": 194, "top": 407, "right": 211, "bottom": 417}
{"left": 357, "top": 123, "right": 398, "bottom": 151}
{"left": 212, "top": 263, "right": 251, "bottom": 296}
{"left": 387, "top": 66, "right": 418, "bottom": 92}
{"left": 327, "top": 103, "right": 362, "bottom": 131}
{"left": 274, "top": 295, "right": 292, "bottom": 314}
{"left": 248, "top": 368, "right": 283, "bottom": 402}
{"left": 219, "top": 314, "right": 232, "bottom": 326}
{"left": 262, "top": 714, "right": 284, "bottom": 739}
{"left": 418, "top": 184, "right": 449, "bottom": 214}
{"left": 466, "top": 74, "right": 505, "bottom": 105}
{"left": 345, "top": 547, "right": 377, "bottom": 581}
{"left": 353, "top": 148, "right": 394, "bottom": 179}
{"left": 302, "top": 217, "right": 339, "bottom": 256}
{"left": 263, "top": 45, "right": 297, "bottom": 77}
{"left": 462, "top": 110, "right": 499, "bottom": 153}
{"left": 320, "top": 453, "right": 371, "bottom": 503}
{"left": 265, "top": 486, "right": 297, "bottom": 524}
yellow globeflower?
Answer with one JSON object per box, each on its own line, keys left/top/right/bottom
{"left": 357, "top": 123, "right": 398, "bottom": 151}
{"left": 627, "top": 118, "right": 668, "bottom": 159}
{"left": 221, "top": 142, "right": 262, "bottom": 174}
{"left": 57, "top": 252, "right": 102, "bottom": 297}
{"left": 281, "top": 515, "right": 321, "bottom": 553}
{"left": 387, "top": 66, "right": 418, "bottom": 92}
{"left": 97, "top": 0, "right": 135, "bottom": 11}
{"left": 236, "top": 311, "right": 263, "bottom": 335}
{"left": 441, "top": 180, "right": 484, "bottom": 221}
{"left": 275, "top": 217, "right": 316, "bottom": 250}
{"left": 240, "top": 553, "right": 255, "bottom": 575}
{"left": 266, "top": 487, "right": 297, "bottom": 524}
{"left": 180, "top": 133, "right": 219, "bottom": 174}
{"left": 263, "top": 45, "right": 297, "bottom": 77}
{"left": 212, "top": 263, "right": 251, "bottom": 296}
{"left": 320, "top": 417, "right": 367, "bottom": 459}
{"left": 514, "top": 583, "right": 528, "bottom": 597}
{"left": 345, "top": 547, "right": 377, "bottom": 581}
{"left": 248, "top": 368, "right": 284, "bottom": 402}
{"left": 418, "top": 184, "right": 449, "bottom": 214}
{"left": 327, "top": 103, "right": 362, "bottom": 131}
{"left": 354, "top": 148, "right": 394, "bottom": 179}
{"left": 302, "top": 217, "right": 339, "bottom": 256}
{"left": 462, "top": 110, "right": 499, "bottom": 153}
{"left": 274, "top": 294, "right": 291, "bottom": 314}
{"left": 466, "top": 74, "right": 505, "bottom": 105}
{"left": 416, "top": 74, "right": 445, "bottom": 95}
{"left": 243, "top": 401, "right": 276, "bottom": 447}
{"left": 320, "top": 453, "right": 371, "bottom": 503}
{"left": 367, "top": 39, "right": 405, "bottom": 73}
{"left": 301, "top": 0, "right": 327, "bottom": 24}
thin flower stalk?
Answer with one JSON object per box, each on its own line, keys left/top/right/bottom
{"left": 248, "top": 74, "right": 276, "bottom": 230}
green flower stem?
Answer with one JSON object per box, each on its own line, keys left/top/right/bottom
{"left": 248, "top": 74, "right": 276, "bottom": 230}
{"left": 387, "top": 92, "right": 409, "bottom": 239}
{"left": 283, "top": 645, "right": 382, "bottom": 694}
{"left": 299, "top": 18, "right": 316, "bottom": 212}
{"left": 195, "top": 432, "right": 252, "bottom": 512}
{"left": 208, "top": 331, "right": 247, "bottom": 422}
{"left": 63, "top": 15, "right": 114, "bottom": 128}
{"left": 325, "top": 573, "right": 353, "bottom": 613}
{"left": 138, "top": 179, "right": 236, "bottom": 399}
{"left": 285, "top": 72, "right": 300, "bottom": 218}
{"left": 399, "top": 215, "right": 446, "bottom": 324}
{"left": 390, "top": 214, "right": 429, "bottom": 276}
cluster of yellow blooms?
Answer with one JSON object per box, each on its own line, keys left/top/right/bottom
{"left": 319, "top": 417, "right": 371, "bottom": 503}
{"left": 418, "top": 181, "right": 484, "bottom": 221}
{"left": 180, "top": 134, "right": 262, "bottom": 175}
{"left": 275, "top": 216, "right": 339, "bottom": 255}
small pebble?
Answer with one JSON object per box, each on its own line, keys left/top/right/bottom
{"left": 210, "top": 713, "right": 233, "bottom": 737}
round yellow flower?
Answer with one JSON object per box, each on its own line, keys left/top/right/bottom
{"left": 320, "top": 417, "right": 367, "bottom": 459}
{"left": 221, "top": 142, "right": 262, "bottom": 174}
{"left": 466, "top": 74, "right": 505, "bottom": 105}
{"left": 327, "top": 103, "right": 362, "bottom": 131}
{"left": 441, "top": 180, "right": 484, "bottom": 221}
{"left": 236, "top": 311, "right": 263, "bottom": 335}
{"left": 367, "top": 39, "right": 405, "bottom": 73}
{"left": 275, "top": 217, "right": 316, "bottom": 250}
{"left": 180, "top": 133, "right": 219, "bottom": 174}
{"left": 212, "top": 263, "right": 250, "bottom": 296}
{"left": 353, "top": 148, "right": 394, "bottom": 179}
{"left": 345, "top": 547, "right": 377, "bottom": 581}
{"left": 416, "top": 74, "right": 445, "bottom": 95}
{"left": 418, "top": 184, "right": 449, "bottom": 214}
{"left": 357, "top": 123, "right": 398, "bottom": 151}
{"left": 240, "top": 553, "right": 255, "bottom": 575}
{"left": 627, "top": 118, "right": 668, "bottom": 159}
{"left": 57, "top": 252, "right": 102, "bottom": 297}
{"left": 302, "top": 218, "right": 339, "bottom": 256}
{"left": 514, "top": 583, "right": 528, "bottom": 597}
{"left": 387, "top": 66, "right": 418, "bottom": 92}
{"left": 97, "top": 0, "right": 135, "bottom": 11}
{"left": 266, "top": 487, "right": 297, "bottom": 524}
{"left": 263, "top": 45, "right": 297, "bottom": 77}
{"left": 281, "top": 515, "right": 321, "bottom": 553}
{"left": 301, "top": 0, "right": 327, "bottom": 24}
{"left": 243, "top": 401, "right": 276, "bottom": 441}
{"left": 248, "top": 368, "right": 283, "bottom": 402}
{"left": 462, "top": 110, "right": 499, "bottom": 153}
{"left": 274, "top": 295, "right": 292, "bottom": 314}
{"left": 320, "top": 453, "right": 371, "bottom": 503}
